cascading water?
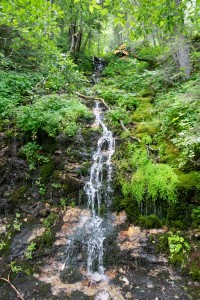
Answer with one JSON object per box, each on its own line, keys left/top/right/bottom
{"left": 84, "top": 101, "right": 115, "bottom": 275}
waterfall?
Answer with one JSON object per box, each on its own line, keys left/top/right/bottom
{"left": 84, "top": 101, "right": 115, "bottom": 275}
{"left": 92, "top": 57, "right": 106, "bottom": 83}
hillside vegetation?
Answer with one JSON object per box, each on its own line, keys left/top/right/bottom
{"left": 0, "top": 0, "right": 199, "bottom": 293}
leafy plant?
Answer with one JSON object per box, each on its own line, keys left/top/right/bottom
{"left": 10, "top": 262, "right": 22, "bottom": 273}
{"left": 17, "top": 95, "right": 92, "bottom": 137}
{"left": 24, "top": 242, "right": 37, "bottom": 259}
{"left": 13, "top": 213, "right": 22, "bottom": 232}
{"left": 191, "top": 206, "right": 200, "bottom": 228}
{"left": 168, "top": 233, "right": 190, "bottom": 267}
{"left": 60, "top": 198, "right": 68, "bottom": 210}
{"left": 42, "top": 212, "right": 57, "bottom": 228}
{"left": 122, "top": 149, "right": 178, "bottom": 204}
{"left": 20, "top": 142, "right": 49, "bottom": 170}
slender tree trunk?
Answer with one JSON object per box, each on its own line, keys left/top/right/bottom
{"left": 173, "top": 0, "right": 191, "bottom": 79}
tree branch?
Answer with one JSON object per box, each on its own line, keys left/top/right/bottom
{"left": 0, "top": 275, "right": 25, "bottom": 300}
{"left": 76, "top": 92, "right": 158, "bottom": 153}
{"left": 76, "top": 92, "right": 110, "bottom": 110}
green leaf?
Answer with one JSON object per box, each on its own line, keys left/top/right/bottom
{"left": 89, "top": 5, "right": 94, "bottom": 13}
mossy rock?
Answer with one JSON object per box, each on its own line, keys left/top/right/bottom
{"left": 9, "top": 186, "right": 27, "bottom": 205}
{"left": 177, "top": 171, "right": 200, "bottom": 190}
{"left": 130, "top": 103, "right": 153, "bottom": 122}
{"left": 140, "top": 88, "right": 156, "bottom": 97}
{"left": 136, "top": 121, "right": 158, "bottom": 135}
{"left": 40, "top": 159, "right": 55, "bottom": 182}
{"left": 60, "top": 267, "right": 83, "bottom": 284}
{"left": 190, "top": 264, "right": 200, "bottom": 281}
{"left": 166, "top": 201, "right": 191, "bottom": 228}
{"left": 66, "top": 291, "right": 93, "bottom": 300}
{"left": 159, "top": 144, "right": 180, "bottom": 164}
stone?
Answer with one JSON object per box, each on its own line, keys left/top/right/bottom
{"left": 120, "top": 276, "right": 129, "bottom": 285}
{"left": 125, "top": 292, "right": 133, "bottom": 299}
{"left": 94, "top": 290, "right": 110, "bottom": 300}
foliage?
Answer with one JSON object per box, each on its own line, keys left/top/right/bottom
{"left": 138, "top": 214, "right": 162, "bottom": 229}
{"left": 156, "top": 78, "right": 200, "bottom": 169}
{"left": 10, "top": 262, "right": 22, "bottom": 274}
{"left": 106, "top": 107, "right": 130, "bottom": 126}
{"left": 42, "top": 212, "right": 58, "bottom": 228}
{"left": 0, "top": 70, "right": 41, "bottom": 118}
{"left": 24, "top": 242, "right": 37, "bottom": 260}
{"left": 0, "top": 0, "right": 63, "bottom": 59}
{"left": 20, "top": 142, "right": 49, "bottom": 170}
{"left": 60, "top": 198, "right": 68, "bottom": 210}
{"left": 13, "top": 213, "right": 22, "bottom": 232}
{"left": 191, "top": 206, "right": 200, "bottom": 228}
{"left": 168, "top": 233, "right": 190, "bottom": 267}
{"left": 17, "top": 95, "right": 92, "bottom": 137}
{"left": 121, "top": 149, "right": 178, "bottom": 204}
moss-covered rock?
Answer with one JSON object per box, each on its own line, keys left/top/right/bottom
{"left": 9, "top": 186, "right": 27, "bottom": 206}
{"left": 39, "top": 159, "right": 55, "bottom": 182}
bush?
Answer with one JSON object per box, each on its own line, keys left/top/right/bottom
{"left": 17, "top": 95, "right": 92, "bottom": 137}
{"left": 122, "top": 149, "right": 178, "bottom": 204}
{"left": 191, "top": 206, "right": 200, "bottom": 228}
{"left": 168, "top": 233, "right": 190, "bottom": 267}
{"left": 138, "top": 214, "right": 162, "bottom": 229}
{"left": 20, "top": 142, "right": 49, "bottom": 170}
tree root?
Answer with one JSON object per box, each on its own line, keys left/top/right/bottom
{"left": 0, "top": 275, "right": 25, "bottom": 300}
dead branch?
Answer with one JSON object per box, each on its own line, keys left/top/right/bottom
{"left": 77, "top": 92, "right": 158, "bottom": 153}
{"left": 0, "top": 275, "right": 25, "bottom": 300}
{"left": 76, "top": 92, "right": 110, "bottom": 110}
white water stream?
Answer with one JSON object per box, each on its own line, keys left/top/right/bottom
{"left": 84, "top": 101, "right": 115, "bottom": 275}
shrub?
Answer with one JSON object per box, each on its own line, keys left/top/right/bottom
{"left": 20, "top": 142, "right": 48, "bottom": 170}
{"left": 122, "top": 149, "right": 178, "bottom": 204}
{"left": 138, "top": 214, "right": 162, "bottom": 229}
{"left": 17, "top": 95, "right": 92, "bottom": 137}
{"left": 191, "top": 206, "right": 200, "bottom": 228}
{"left": 168, "top": 233, "right": 190, "bottom": 267}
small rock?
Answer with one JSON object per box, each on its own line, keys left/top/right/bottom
{"left": 92, "top": 272, "right": 104, "bottom": 283}
{"left": 95, "top": 290, "right": 110, "bottom": 300}
{"left": 120, "top": 276, "right": 129, "bottom": 285}
{"left": 147, "top": 282, "right": 154, "bottom": 288}
{"left": 125, "top": 292, "right": 133, "bottom": 299}
{"left": 81, "top": 279, "right": 89, "bottom": 287}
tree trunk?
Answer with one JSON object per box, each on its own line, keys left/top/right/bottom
{"left": 173, "top": 0, "right": 191, "bottom": 79}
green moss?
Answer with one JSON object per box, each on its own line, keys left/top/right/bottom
{"left": 34, "top": 228, "right": 54, "bottom": 249}
{"left": 9, "top": 186, "right": 27, "bottom": 204}
{"left": 131, "top": 102, "right": 153, "bottom": 122}
{"left": 177, "top": 171, "right": 200, "bottom": 190}
{"left": 40, "top": 160, "right": 55, "bottom": 182}
{"left": 136, "top": 121, "right": 158, "bottom": 135}
{"left": 124, "top": 199, "right": 140, "bottom": 223}
{"left": 190, "top": 264, "right": 200, "bottom": 281}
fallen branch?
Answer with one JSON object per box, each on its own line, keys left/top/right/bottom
{"left": 0, "top": 275, "right": 25, "bottom": 300}
{"left": 120, "top": 120, "right": 141, "bottom": 143}
{"left": 76, "top": 92, "right": 110, "bottom": 110}
{"left": 77, "top": 92, "right": 158, "bottom": 153}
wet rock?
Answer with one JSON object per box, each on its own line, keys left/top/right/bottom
{"left": 125, "top": 292, "right": 133, "bottom": 299}
{"left": 10, "top": 225, "right": 45, "bottom": 259}
{"left": 120, "top": 276, "right": 129, "bottom": 286}
{"left": 94, "top": 290, "right": 110, "bottom": 300}
{"left": 60, "top": 266, "right": 84, "bottom": 283}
